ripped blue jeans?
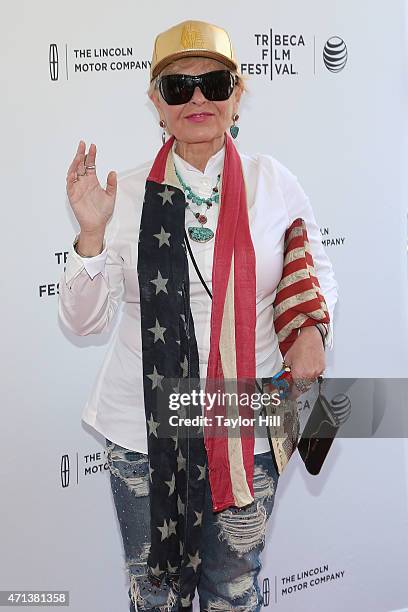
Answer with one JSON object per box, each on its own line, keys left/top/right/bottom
{"left": 106, "top": 438, "right": 279, "bottom": 612}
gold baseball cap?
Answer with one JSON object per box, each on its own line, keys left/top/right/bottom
{"left": 150, "top": 20, "right": 238, "bottom": 81}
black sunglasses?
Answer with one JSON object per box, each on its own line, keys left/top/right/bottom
{"left": 157, "top": 70, "right": 238, "bottom": 105}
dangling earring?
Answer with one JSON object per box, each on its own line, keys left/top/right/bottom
{"left": 230, "top": 113, "right": 240, "bottom": 139}
{"left": 159, "top": 119, "right": 167, "bottom": 145}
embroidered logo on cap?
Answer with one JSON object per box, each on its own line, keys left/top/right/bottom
{"left": 180, "top": 23, "right": 206, "bottom": 49}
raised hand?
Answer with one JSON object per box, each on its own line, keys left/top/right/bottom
{"left": 66, "top": 141, "right": 117, "bottom": 237}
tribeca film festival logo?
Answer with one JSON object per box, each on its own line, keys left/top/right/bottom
{"left": 261, "top": 563, "right": 345, "bottom": 606}
{"left": 39, "top": 250, "right": 68, "bottom": 297}
{"left": 49, "top": 43, "right": 150, "bottom": 81}
{"left": 241, "top": 32, "right": 348, "bottom": 79}
{"left": 60, "top": 450, "right": 109, "bottom": 488}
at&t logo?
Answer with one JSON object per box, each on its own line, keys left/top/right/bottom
{"left": 323, "top": 37, "right": 348, "bottom": 72}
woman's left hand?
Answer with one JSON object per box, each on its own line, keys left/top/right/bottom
{"left": 283, "top": 326, "right": 325, "bottom": 398}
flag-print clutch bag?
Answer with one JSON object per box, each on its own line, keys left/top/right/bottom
{"left": 264, "top": 218, "right": 332, "bottom": 475}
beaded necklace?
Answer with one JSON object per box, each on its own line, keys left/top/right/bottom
{"left": 174, "top": 162, "right": 221, "bottom": 243}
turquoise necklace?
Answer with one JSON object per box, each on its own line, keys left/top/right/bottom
{"left": 174, "top": 162, "right": 221, "bottom": 243}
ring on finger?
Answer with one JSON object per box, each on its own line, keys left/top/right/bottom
{"left": 294, "top": 377, "right": 315, "bottom": 392}
{"left": 85, "top": 164, "right": 96, "bottom": 170}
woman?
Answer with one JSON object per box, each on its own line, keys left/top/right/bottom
{"left": 59, "top": 19, "right": 338, "bottom": 612}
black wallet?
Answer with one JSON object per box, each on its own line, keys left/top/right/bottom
{"left": 297, "top": 378, "right": 344, "bottom": 475}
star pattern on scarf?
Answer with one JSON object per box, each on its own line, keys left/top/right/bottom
{"left": 150, "top": 562, "right": 162, "bottom": 577}
{"left": 167, "top": 561, "right": 178, "bottom": 574}
{"left": 196, "top": 464, "right": 206, "bottom": 480}
{"left": 150, "top": 270, "right": 168, "bottom": 295}
{"left": 193, "top": 511, "right": 203, "bottom": 526}
{"left": 181, "top": 594, "right": 191, "bottom": 607}
{"left": 139, "top": 178, "right": 210, "bottom": 605}
{"left": 171, "top": 434, "right": 179, "bottom": 451}
{"left": 148, "top": 318, "right": 166, "bottom": 343}
{"left": 147, "top": 413, "right": 160, "bottom": 437}
{"left": 147, "top": 365, "right": 164, "bottom": 390}
{"left": 157, "top": 519, "right": 170, "bottom": 541}
{"left": 180, "top": 355, "right": 188, "bottom": 378}
{"left": 177, "top": 494, "right": 185, "bottom": 516}
{"left": 158, "top": 186, "right": 175, "bottom": 205}
{"left": 168, "top": 518, "right": 177, "bottom": 536}
{"left": 165, "top": 472, "right": 176, "bottom": 496}
{"left": 177, "top": 449, "right": 186, "bottom": 472}
{"left": 153, "top": 226, "right": 171, "bottom": 247}
{"left": 187, "top": 550, "right": 202, "bottom": 572}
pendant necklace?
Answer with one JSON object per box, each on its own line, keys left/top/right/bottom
{"left": 173, "top": 163, "right": 221, "bottom": 243}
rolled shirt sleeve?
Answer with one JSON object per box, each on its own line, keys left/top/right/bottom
{"left": 71, "top": 239, "right": 108, "bottom": 280}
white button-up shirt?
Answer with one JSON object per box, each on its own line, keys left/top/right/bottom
{"left": 58, "top": 141, "right": 338, "bottom": 454}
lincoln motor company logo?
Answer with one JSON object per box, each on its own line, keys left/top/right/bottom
{"left": 60, "top": 450, "right": 109, "bottom": 488}
{"left": 262, "top": 562, "right": 346, "bottom": 604}
{"left": 60, "top": 454, "right": 70, "bottom": 488}
{"left": 49, "top": 43, "right": 58, "bottom": 81}
{"left": 49, "top": 42, "right": 150, "bottom": 81}
{"left": 262, "top": 577, "right": 270, "bottom": 606}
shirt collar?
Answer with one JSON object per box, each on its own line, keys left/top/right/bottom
{"left": 172, "top": 139, "right": 225, "bottom": 181}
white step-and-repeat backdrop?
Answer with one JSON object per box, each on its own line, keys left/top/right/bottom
{"left": 2, "top": 0, "right": 408, "bottom": 610}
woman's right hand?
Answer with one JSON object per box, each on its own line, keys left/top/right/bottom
{"left": 66, "top": 140, "right": 117, "bottom": 236}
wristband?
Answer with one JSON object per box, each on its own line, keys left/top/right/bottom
{"left": 314, "top": 323, "right": 329, "bottom": 348}
{"left": 298, "top": 324, "right": 328, "bottom": 348}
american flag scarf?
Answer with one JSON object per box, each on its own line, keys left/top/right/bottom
{"left": 137, "top": 134, "right": 330, "bottom": 607}
{"left": 138, "top": 136, "right": 207, "bottom": 608}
